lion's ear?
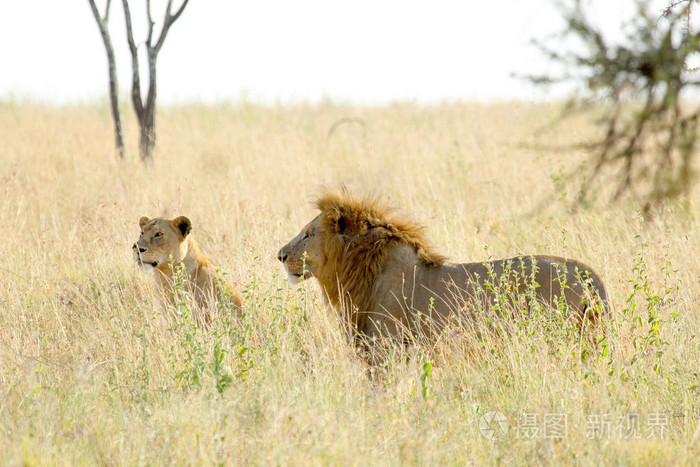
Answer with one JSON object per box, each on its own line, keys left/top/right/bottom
{"left": 172, "top": 216, "right": 193, "bottom": 238}
{"left": 337, "top": 215, "right": 347, "bottom": 233}
{"left": 326, "top": 208, "right": 349, "bottom": 234}
{"left": 325, "top": 206, "right": 361, "bottom": 235}
{"left": 139, "top": 216, "right": 151, "bottom": 229}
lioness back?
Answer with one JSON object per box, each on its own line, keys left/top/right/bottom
{"left": 133, "top": 215, "right": 243, "bottom": 324}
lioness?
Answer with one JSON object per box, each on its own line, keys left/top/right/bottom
{"left": 133, "top": 216, "right": 243, "bottom": 323}
{"left": 277, "top": 190, "right": 610, "bottom": 351}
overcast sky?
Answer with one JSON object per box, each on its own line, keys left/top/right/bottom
{"left": 0, "top": 1, "right": 656, "bottom": 105}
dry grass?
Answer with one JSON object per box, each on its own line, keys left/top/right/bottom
{"left": 0, "top": 100, "right": 698, "bottom": 465}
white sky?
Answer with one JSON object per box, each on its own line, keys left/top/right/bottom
{"left": 0, "top": 1, "right": 659, "bottom": 105}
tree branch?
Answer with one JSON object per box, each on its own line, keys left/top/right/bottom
{"left": 146, "top": 0, "right": 155, "bottom": 48}
{"left": 87, "top": 0, "right": 106, "bottom": 30}
{"left": 168, "top": 0, "right": 190, "bottom": 24}
{"left": 87, "top": 0, "right": 125, "bottom": 157}
{"left": 154, "top": 0, "right": 190, "bottom": 53}
{"left": 104, "top": 0, "right": 112, "bottom": 22}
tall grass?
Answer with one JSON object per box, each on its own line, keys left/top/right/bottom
{"left": 0, "top": 100, "right": 698, "bottom": 464}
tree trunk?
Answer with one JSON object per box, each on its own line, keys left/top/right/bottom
{"left": 122, "top": 0, "right": 191, "bottom": 163}
{"left": 138, "top": 49, "right": 158, "bottom": 162}
{"left": 87, "top": 0, "right": 125, "bottom": 158}
{"left": 106, "top": 41, "right": 125, "bottom": 158}
{"left": 138, "top": 105, "right": 156, "bottom": 163}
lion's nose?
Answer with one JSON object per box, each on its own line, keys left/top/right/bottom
{"left": 133, "top": 244, "right": 146, "bottom": 253}
{"left": 277, "top": 250, "right": 287, "bottom": 263}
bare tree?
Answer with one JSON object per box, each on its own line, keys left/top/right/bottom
{"left": 528, "top": 0, "right": 700, "bottom": 213}
{"left": 122, "top": 0, "right": 190, "bottom": 162}
{"left": 88, "top": 0, "right": 125, "bottom": 159}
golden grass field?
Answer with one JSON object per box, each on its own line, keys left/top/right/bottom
{"left": 0, "top": 100, "right": 698, "bottom": 465}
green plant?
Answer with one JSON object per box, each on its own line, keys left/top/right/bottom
{"left": 619, "top": 215, "right": 683, "bottom": 393}
{"left": 167, "top": 259, "right": 208, "bottom": 392}
{"left": 420, "top": 361, "right": 432, "bottom": 401}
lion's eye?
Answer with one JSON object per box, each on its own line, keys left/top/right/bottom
{"left": 303, "top": 232, "right": 310, "bottom": 240}
{"left": 154, "top": 232, "right": 163, "bottom": 238}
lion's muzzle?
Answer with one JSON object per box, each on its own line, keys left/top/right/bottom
{"left": 277, "top": 246, "right": 305, "bottom": 282}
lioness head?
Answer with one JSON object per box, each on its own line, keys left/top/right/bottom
{"left": 133, "top": 216, "right": 192, "bottom": 271}
{"left": 276, "top": 214, "right": 324, "bottom": 282}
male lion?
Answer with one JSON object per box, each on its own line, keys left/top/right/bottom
{"left": 277, "top": 190, "right": 610, "bottom": 353}
{"left": 133, "top": 216, "right": 243, "bottom": 323}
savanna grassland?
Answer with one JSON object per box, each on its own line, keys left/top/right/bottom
{"left": 0, "top": 100, "right": 699, "bottom": 465}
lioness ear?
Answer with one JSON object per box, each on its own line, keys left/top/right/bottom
{"left": 172, "top": 216, "right": 192, "bottom": 238}
{"left": 139, "top": 216, "right": 151, "bottom": 229}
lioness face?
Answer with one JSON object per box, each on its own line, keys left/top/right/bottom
{"left": 277, "top": 214, "right": 324, "bottom": 283}
{"left": 133, "top": 216, "right": 192, "bottom": 271}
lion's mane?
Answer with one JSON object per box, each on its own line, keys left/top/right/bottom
{"left": 314, "top": 190, "right": 447, "bottom": 317}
